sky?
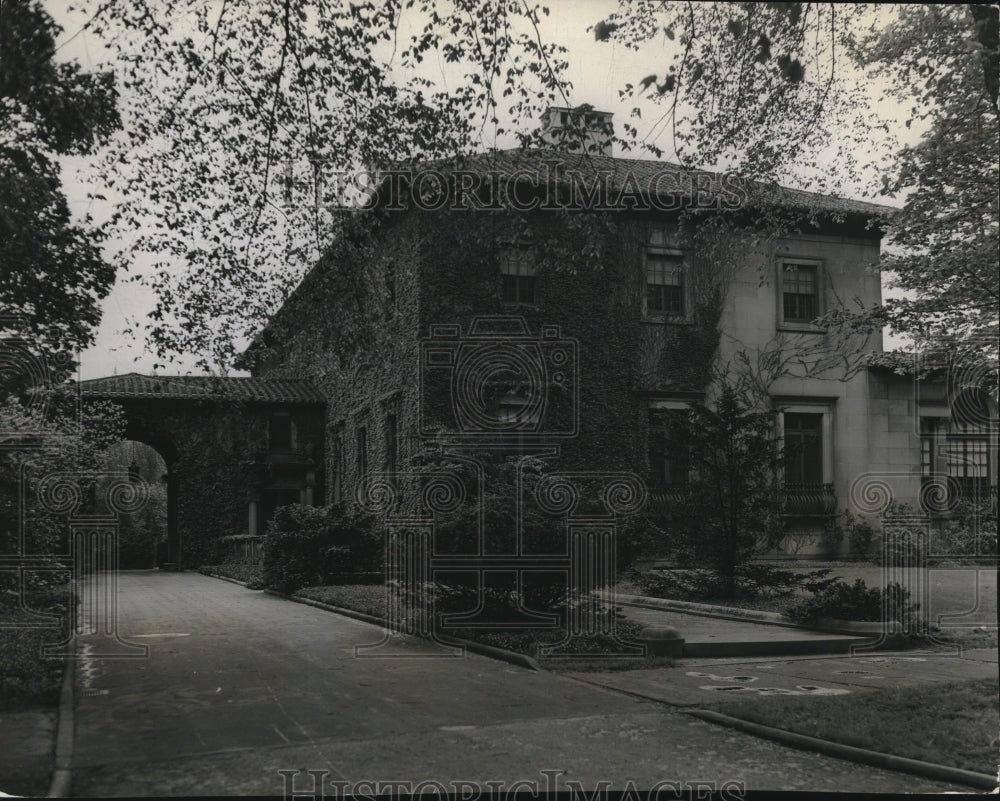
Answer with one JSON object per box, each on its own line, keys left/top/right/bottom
{"left": 41, "top": 0, "right": 914, "bottom": 380}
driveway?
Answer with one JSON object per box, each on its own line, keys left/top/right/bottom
{"left": 67, "top": 571, "right": 966, "bottom": 796}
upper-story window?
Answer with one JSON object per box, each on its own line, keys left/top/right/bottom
{"left": 500, "top": 244, "right": 536, "bottom": 305}
{"left": 268, "top": 415, "right": 294, "bottom": 451}
{"left": 778, "top": 258, "right": 824, "bottom": 329}
{"left": 644, "top": 249, "right": 688, "bottom": 321}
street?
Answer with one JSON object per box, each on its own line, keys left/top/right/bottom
{"left": 67, "top": 571, "right": 965, "bottom": 796}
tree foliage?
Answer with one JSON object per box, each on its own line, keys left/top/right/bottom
{"left": 79, "top": 0, "right": 574, "bottom": 370}
{"left": 596, "top": 2, "right": 998, "bottom": 363}
{"left": 0, "top": 0, "right": 119, "bottom": 361}
{"left": 858, "top": 5, "right": 999, "bottom": 358}
{"left": 659, "top": 381, "right": 785, "bottom": 599}
{"left": 36, "top": 1, "right": 997, "bottom": 372}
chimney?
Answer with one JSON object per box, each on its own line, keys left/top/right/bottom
{"left": 539, "top": 105, "right": 614, "bottom": 156}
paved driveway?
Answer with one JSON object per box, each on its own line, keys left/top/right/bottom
{"left": 68, "top": 571, "right": 966, "bottom": 796}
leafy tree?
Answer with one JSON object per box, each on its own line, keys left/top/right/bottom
{"left": 78, "top": 0, "right": 574, "bottom": 371}
{"left": 659, "top": 381, "right": 785, "bottom": 599}
{"left": 595, "top": 2, "right": 999, "bottom": 364}
{"left": 53, "top": 1, "right": 996, "bottom": 374}
{"left": 0, "top": 393, "right": 126, "bottom": 591}
{"left": 0, "top": 0, "right": 119, "bottom": 364}
{"left": 857, "top": 5, "right": 998, "bottom": 362}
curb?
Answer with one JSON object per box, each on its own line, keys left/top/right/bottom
{"left": 683, "top": 708, "right": 999, "bottom": 792}
{"left": 608, "top": 592, "right": 918, "bottom": 639}
{"left": 263, "top": 589, "right": 541, "bottom": 671}
{"left": 199, "top": 570, "right": 254, "bottom": 588}
{"left": 47, "top": 654, "right": 76, "bottom": 798}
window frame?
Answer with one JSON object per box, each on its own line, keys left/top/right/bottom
{"left": 648, "top": 405, "right": 692, "bottom": 489}
{"left": 782, "top": 411, "right": 825, "bottom": 485}
{"left": 776, "top": 257, "right": 825, "bottom": 332}
{"left": 499, "top": 242, "right": 538, "bottom": 307}
{"left": 332, "top": 425, "right": 345, "bottom": 505}
{"left": 643, "top": 247, "right": 692, "bottom": 324}
{"left": 774, "top": 398, "right": 836, "bottom": 486}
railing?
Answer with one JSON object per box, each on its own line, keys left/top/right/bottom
{"left": 647, "top": 483, "right": 837, "bottom": 518}
{"left": 780, "top": 483, "right": 837, "bottom": 517}
{"left": 646, "top": 486, "right": 692, "bottom": 517}
{"left": 221, "top": 534, "right": 264, "bottom": 565}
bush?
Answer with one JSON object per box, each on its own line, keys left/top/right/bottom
{"left": 785, "top": 578, "right": 921, "bottom": 627}
{"left": 198, "top": 561, "right": 264, "bottom": 589}
{"left": 262, "top": 504, "right": 381, "bottom": 594}
{"left": 631, "top": 564, "right": 838, "bottom": 602}
{"left": 0, "top": 583, "right": 72, "bottom": 711}
{"left": 929, "top": 497, "right": 998, "bottom": 560}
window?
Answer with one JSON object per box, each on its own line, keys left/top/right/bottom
{"left": 332, "top": 426, "right": 345, "bottom": 505}
{"left": 944, "top": 389, "right": 994, "bottom": 496}
{"left": 783, "top": 412, "right": 823, "bottom": 485}
{"left": 779, "top": 260, "right": 822, "bottom": 327}
{"left": 268, "top": 415, "right": 293, "bottom": 451}
{"left": 645, "top": 250, "right": 686, "bottom": 319}
{"left": 945, "top": 436, "right": 991, "bottom": 493}
{"left": 356, "top": 426, "right": 368, "bottom": 479}
{"left": 500, "top": 245, "right": 537, "bottom": 305}
{"left": 648, "top": 408, "right": 690, "bottom": 489}
{"left": 920, "top": 417, "right": 940, "bottom": 477}
{"left": 385, "top": 413, "right": 398, "bottom": 474}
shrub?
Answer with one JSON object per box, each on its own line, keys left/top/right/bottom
{"left": 785, "top": 578, "right": 921, "bottom": 627}
{"left": 631, "top": 565, "right": 838, "bottom": 602}
{"left": 929, "top": 497, "right": 998, "bottom": 560}
{"left": 0, "top": 583, "right": 72, "bottom": 711}
{"left": 262, "top": 504, "right": 382, "bottom": 594}
{"left": 198, "top": 561, "right": 264, "bottom": 588}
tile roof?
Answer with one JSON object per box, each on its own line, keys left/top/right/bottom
{"left": 383, "top": 148, "right": 898, "bottom": 219}
{"left": 77, "top": 373, "right": 325, "bottom": 404}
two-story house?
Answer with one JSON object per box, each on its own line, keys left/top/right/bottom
{"left": 239, "top": 110, "right": 996, "bottom": 559}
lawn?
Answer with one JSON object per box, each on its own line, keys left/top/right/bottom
{"left": 706, "top": 677, "right": 1000, "bottom": 775}
{"left": 294, "top": 584, "right": 655, "bottom": 662}
{"left": 620, "top": 562, "right": 998, "bottom": 646}
{"left": 297, "top": 583, "right": 386, "bottom": 618}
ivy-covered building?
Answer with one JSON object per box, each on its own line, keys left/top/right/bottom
{"left": 237, "top": 125, "right": 999, "bottom": 558}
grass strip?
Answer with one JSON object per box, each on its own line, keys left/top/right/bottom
{"left": 706, "top": 677, "right": 999, "bottom": 775}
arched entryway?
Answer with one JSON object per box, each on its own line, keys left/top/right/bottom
{"left": 78, "top": 374, "right": 325, "bottom": 569}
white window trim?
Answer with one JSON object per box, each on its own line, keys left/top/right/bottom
{"left": 643, "top": 247, "right": 692, "bottom": 324}
{"left": 776, "top": 256, "right": 825, "bottom": 332}
{"left": 775, "top": 400, "right": 834, "bottom": 485}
